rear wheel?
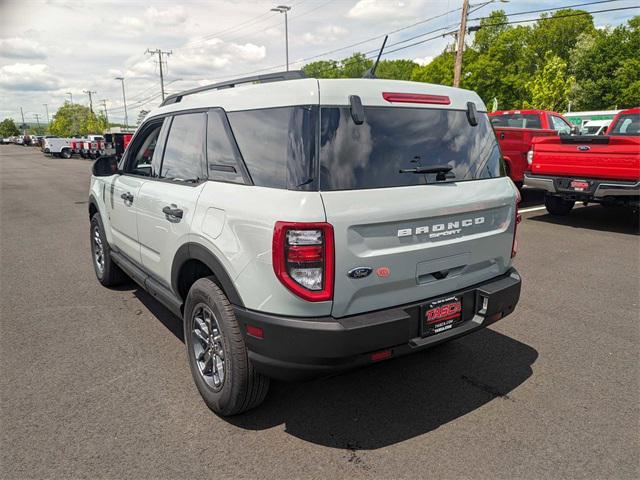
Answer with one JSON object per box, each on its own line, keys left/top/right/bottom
{"left": 90, "top": 213, "right": 127, "bottom": 286}
{"left": 545, "top": 195, "right": 575, "bottom": 216}
{"left": 61, "top": 148, "right": 71, "bottom": 159}
{"left": 184, "top": 277, "right": 270, "bottom": 416}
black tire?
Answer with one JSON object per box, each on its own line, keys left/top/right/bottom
{"left": 89, "top": 213, "right": 127, "bottom": 286}
{"left": 184, "top": 277, "right": 269, "bottom": 416}
{"left": 61, "top": 148, "right": 71, "bottom": 159}
{"left": 545, "top": 195, "right": 575, "bottom": 216}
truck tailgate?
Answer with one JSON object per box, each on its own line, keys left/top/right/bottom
{"left": 531, "top": 136, "right": 640, "bottom": 181}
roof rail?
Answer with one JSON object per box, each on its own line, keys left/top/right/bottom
{"left": 160, "top": 70, "right": 306, "bottom": 107}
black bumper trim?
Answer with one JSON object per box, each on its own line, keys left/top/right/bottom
{"left": 234, "top": 268, "right": 522, "bottom": 381}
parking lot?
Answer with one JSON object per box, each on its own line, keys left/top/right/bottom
{"left": 1, "top": 144, "right": 638, "bottom": 479}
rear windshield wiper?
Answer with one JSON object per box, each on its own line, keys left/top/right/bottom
{"left": 399, "top": 165, "right": 454, "bottom": 181}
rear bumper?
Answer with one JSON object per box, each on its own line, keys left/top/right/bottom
{"left": 234, "top": 268, "right": 522, "bottom": 381}
{"left": 524, "top": 173, "right": 640, "bottom": 200}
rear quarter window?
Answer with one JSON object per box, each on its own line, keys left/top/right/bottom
{"left": 226, "top": 106, "right": 317, "bottom": 190}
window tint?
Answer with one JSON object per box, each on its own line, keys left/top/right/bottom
{"left": 491, "top": 113, "right": 542, "bottom": 129}
{"left": 609, "top": 113, "right": 640, "bottom": 135}
{"left": 207, "top": 109, "right": 245, "bottom": 184}
{"left": 161, "top": 113, "right": 206, "bottom": 182}
{"left": 128, "top": 123, "right": 163, "bottom": 176}
{"left": 226, "top": 106, "right": 317, "bottom": 190}
{"left": 320, "top": 107, "right": 502, "bottom": 191}
{"left": 550, "top": 115, "right": 571, "bottom": 134}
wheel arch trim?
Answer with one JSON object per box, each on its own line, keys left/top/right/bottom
{"left": 172, "top": 243, "right": 245, "bottom": 307}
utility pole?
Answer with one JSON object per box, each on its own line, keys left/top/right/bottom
{"left": 100, "top": 99, "right": 110, "bottom": 126}
{"left": 453, "top": 0, "right": 470, "bottom": 88}
{"left": 20, "top": 107, "right": 26, "bottom": 134}
{"left": 34, "top": 113, "right": 41, "bottom": 129}
{"left": 66, "top": 92, "right": 73, "bottom": 104}
{"left": 146, "top": 48, "right": 172, "bottom": 101}
{"left": 114, "top": 77, "right": 129, "bottom": 129}
{"left": 271, "top": 5, "right": 291, "bottom": 71}
{"left": 83, "top": 90, "right": 96, "bottom": 113}
{"left": 43, "top": 104, "right": 50, "bottom": 125}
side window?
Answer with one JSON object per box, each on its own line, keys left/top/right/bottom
{"left": 150, "top": 117, "right": 171, "bottom": 177}
{"left": 551, "top": 115, "right": 571, "bottom": 134}
{"left": 127, "top": 122, "right": 163, "bottom": 176}
{"left": 160, "top": 112, "right": 206, "bottom": 182}
{"left": 207, "top": 109, "right": 245, "bottom": 184}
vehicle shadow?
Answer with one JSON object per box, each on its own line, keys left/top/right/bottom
{"left": 129, "top": 285, "right": 537, "bottom": 450}
{"left": 519, "top": 188, "right": 544, "bottom": 208}
{"left": 528, "top": 205, "right": 639, "bottom": 235}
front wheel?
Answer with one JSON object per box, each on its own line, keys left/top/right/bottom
{"left": 61, "top": 149, "right": 71, "bottom": 159}
{"left": 90, "top": 213, "right": 127, "bottom": 286}
{"left": 184, "top": 277, "right": 270, "bottom": 416}
{"left": 545, "top": 195, "right": 575, "bottom": 216}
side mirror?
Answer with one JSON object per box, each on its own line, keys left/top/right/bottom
{"left": 92, "top": 155, "right": 119, "bottom": 177}
{"left": 570, "top": 125, "right": 580, "bottom": 135}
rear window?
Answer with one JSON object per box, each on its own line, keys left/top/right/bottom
{"left": 226, "top": 106, "right": 317, "bottom": 190}
{"left": 490, "top": 113, "right": 542, "bottom": 129}
{"left": 319, "top": 107, "right": 502, "bottom": 191}
{"left": 609, "top": 113, "right": 640, "bottom": 136}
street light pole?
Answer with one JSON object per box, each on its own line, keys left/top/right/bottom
{"left": 66, "top": 92, "right": 73, "bottom": 104}
{"left": 114, "top": 77, "right": 129, "bottom": 129}
{"left": 271, "top": 5, "right": 291, "bottom": 71}
{"left": 43, "top": 104, "right": 50, "bottom": 124}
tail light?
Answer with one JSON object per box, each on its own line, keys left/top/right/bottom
{"left": 273, "top": 222, "right": 334, "bottom": 302}
{"left": 382, "top": 92, "right": 451, "bottom": 105}
{"left": 527, "top": 150, "right": 534, "bottom": 166}
{"left": 511, "top": 189, "right": 522, "bottom": 258}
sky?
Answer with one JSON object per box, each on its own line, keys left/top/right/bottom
{"left": 0, "top": 0, "right": 638, "bottom": 125}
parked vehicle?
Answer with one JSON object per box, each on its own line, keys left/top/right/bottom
{"left": 89, "top": 72, "right": 522, "bottom": 415}
{"left": 70, "top": 137, "right": 84, "bottom": 156}
{"left": 524, "top": 107, "right": 640, "bottom": 214}
{"left": 42, "top": 137, "right": 73, "bottom": 158}
{"left": 489, "top": 109, "right": 576, "bottom": 186}
{"left": 103, "top": 133, "right": 133, "bottom": 160}
{"left": 81, "top": 135, "right": 105, "bottom": 159}
{"left": 580, "top": 119, "right": 611, "bottom": 136}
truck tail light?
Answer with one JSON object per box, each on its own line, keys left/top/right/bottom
{"left": 273, "top": 222, "right": 334, "bottom": 302}
{"left": 511, "top": 189, "right": 522, "bottom": 258}
{"left": 382, "top": 92, "right": 451, "bottom": 105}
{"left": 527, "top": 150, "right": 534, "bottom": 166}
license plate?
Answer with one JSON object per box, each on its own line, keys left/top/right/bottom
{"left": 570, "top": 180, "right": 590, "bottom": 191}
{"left": 421, "top": 296, "right": 462, "bottom": 337}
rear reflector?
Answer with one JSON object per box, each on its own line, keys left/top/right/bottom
{"left": 246, "top": 324, "right": 264, "bottom": 339}
{"left": 370, "top": 349, "right": 393, "bottom": 362}
{"left": 382, "top": 92, "right": 451, "bottom": 105}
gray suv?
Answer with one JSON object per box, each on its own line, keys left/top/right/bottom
{"left": 89, "top": 71, "right": 522, "bottom": 415}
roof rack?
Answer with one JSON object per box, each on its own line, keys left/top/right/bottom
{"left": 160, "top": 70, "right": 306, "bottom": 107}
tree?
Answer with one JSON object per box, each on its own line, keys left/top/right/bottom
{"left": 527, "top": 53, "right": 575, "bottom": 111}
{"left": 375, "top": 59, "right": 418, "bottom": 80}
{"left": 49, "top": 102, "right": 107, "bottom": 137}
{"left": 302, "top": 60, "right": 341, "bottom": 78}
{"left": 340, "top": 53, "right": 373, "bottom": 78}
{"left": 472, "top": 10, "right": 510, "bottom": 53}
{"left": 0, "top": 118, "right": 20, "bottom": 137}
{"left": 411, "top": 51, "right": 455, "bottom": 85}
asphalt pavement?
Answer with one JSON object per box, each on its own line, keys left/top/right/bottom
{"left": 1, "top": 145, "right": 638, "bottom": 479}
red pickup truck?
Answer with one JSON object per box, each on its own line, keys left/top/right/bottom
{"left": 524, "top": 107, "right": 640, "bottom": 215}
{"left": 489, "top": 110, "right": 576, "bottom": 186}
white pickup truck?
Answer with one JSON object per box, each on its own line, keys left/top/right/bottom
{"left": 42, "top": 137, "right": 72, "bottom": 158}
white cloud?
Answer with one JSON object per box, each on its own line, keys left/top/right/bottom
{"left": 0, "top": 63, "right": 61, "bottom": 91}
{"left": 348, "top": 0, "right": 425, "bottom": 20}
{"left": 168, "top": 39, "right": 265, "bottom": 77}
{"left": 302, "top": 24, "right": 349, "bottom": 45}
{"left": 145, "top": 6, "right": 188, "bottom": 26}
{"left": 0, "top": 37, "right": 47, "bottom": 59}
{"left": 413, "top": 56, "right": 433, "bottom": 66}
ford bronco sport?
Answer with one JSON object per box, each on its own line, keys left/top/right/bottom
{"left": 89, "top": 71, "right": 522, "bottom": 415}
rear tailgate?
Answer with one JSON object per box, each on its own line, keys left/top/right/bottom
{"left": 323, "top": 179, "right": 517, "bottom": 318}
{"left": 531, "top": 136, "right": 640, "bottom": 181}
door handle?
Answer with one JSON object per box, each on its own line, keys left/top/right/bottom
{"left": 499, "top": 132, "right": 505, "bottom": 140}
{"left": 162, "top": 205, "right": 183, "bottom": 219}
{"left": 120, "top": 192, "right": 133, "bottom": 202}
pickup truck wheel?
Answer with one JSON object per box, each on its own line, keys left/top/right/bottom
{"left": 545, "top": 195, "right": 575, "bottom": 216}
{"left": 184, "top": 277, "right": 269, "bottom": 416}
{"left": 60, "top": 149, "right": 71, "bottom": 159}
{"left": 90, "top": 213, "right": 127, "bottom": 286}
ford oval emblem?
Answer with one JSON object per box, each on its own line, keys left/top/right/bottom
{"left": 347, "top": 267, "right": 372, "bottom": 279}
{"left": 577, "top": 145, "right": 590, "bottom": 151}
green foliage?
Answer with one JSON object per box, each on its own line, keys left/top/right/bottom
{"left": 526, "top": 53, "right": 575, "bottom": 111}
{"left": 0, "top": 118, "right": 20, "bottom": 137}
{"left": 29, "top": 124, "right": 47, "bottom": 135}
{"left": 411, "top": 51, "right": 455, "bottom": 85}
{"left": 375, "top": 59, "right": 418, "bottom": 80}
{"left": 49, "top": 102, "right": 107, "bottom": 137}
